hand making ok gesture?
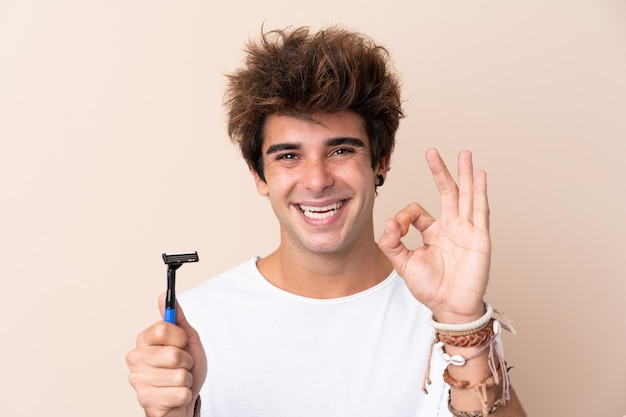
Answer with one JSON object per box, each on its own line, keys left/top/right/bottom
{"left": 378, "top": 148, "right": 491, "bottom": 324}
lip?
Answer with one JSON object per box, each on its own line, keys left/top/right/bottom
{"left": 294, "top": 199, "right": 348, "bottom": 223}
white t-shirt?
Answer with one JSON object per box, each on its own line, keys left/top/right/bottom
{"left": 179, "top": 257, "right": 451, "bottom": 417}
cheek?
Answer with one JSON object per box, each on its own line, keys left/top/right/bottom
{"left": 346, "top": 165, "right": 377, "bottom": 188}
{"left": 265, "top": 167, "right": 298, "bottom": 189}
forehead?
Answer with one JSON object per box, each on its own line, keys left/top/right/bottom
{"left": 262, "top": 111, "right": 369, "bottom": 148}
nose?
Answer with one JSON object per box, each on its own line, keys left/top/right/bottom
{"left": 301, "top": 158, "right": 334, "bottom": 192}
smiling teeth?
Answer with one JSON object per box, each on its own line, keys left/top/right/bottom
{"left": 299, "top": 202, "right": 343, "bottom": 219}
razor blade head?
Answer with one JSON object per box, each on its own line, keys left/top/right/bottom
{"left": 162, "top": 251, "right": 199, "bottom": 265}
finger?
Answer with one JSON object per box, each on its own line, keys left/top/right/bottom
{"left": 136, "top": 320, "right": 189, "bottom": 350}
{"left": 473, "top": 169, "right": 490, "bottom": 232}
{"left": 378, "top": 203, "right": 436, "bottom": 266}
{"left": 129, "top": 366, "right": 193, "bottom": 389}
{"left": 136, "top": 385, "right": 193, "bottom": 412}
{"left": 126, "top": 343, "right": 194, "bottom": 371}
{"left": 395, "top": 202, "right": 436, "bottom": 235}
{"left": 425, "top": 148, "right": 459, "bottom": 217}
{"left": 144, "top": 345, "right": 195, "bottom": 370}
{"left": 378, "top": 218, "right": 409, "bottom": 264}
{"left": 457, "top": 150, "right": 475, "bottom": 222}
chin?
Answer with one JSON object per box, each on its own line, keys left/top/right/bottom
{"left": 302, "top": 237, "right": 352, "bottom": 255}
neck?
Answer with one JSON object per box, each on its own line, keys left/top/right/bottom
{"left": 257, "top": 241, "right": 393, "bottom": 299}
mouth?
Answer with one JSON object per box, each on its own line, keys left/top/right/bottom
{"left": 298, "top": 201, "right": 344, "bottom": 220}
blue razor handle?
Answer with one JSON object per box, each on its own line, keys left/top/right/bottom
{"left": 164, "top": 307, "right": 176, "bottom": 324}
{"left": 164, "top": 266, "right": 178, "bottom": 324}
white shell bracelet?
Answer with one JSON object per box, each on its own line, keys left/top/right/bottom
{"left": 438, "top": 343, "right": 467, "bottom": 366}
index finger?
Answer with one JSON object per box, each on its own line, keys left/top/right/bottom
{"left": 137, "top": 321, "right": 189, "bottom": 349}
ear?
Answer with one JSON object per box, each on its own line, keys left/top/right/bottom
{"left": 250, "top": 167, "right": 269, "bottom": 196}
{"left": 375, "top": 154, "right": 391, "bottom": 181}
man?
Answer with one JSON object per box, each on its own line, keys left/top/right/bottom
{"left": 126, "top": 26, "right": 526, "bottom": 416}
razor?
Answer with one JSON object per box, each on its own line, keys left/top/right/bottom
{"left": 162, "top": 251, "right": 199, "bottom": 324}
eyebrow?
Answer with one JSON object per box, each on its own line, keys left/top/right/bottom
{"left": 266, "top": 142, "right": 301, "bottom": 155}
{"left": 328, "top": 137, "right": 366, "bottom": 148}
{"left": 265, "top": 137, "right": 366, "bottom": 155}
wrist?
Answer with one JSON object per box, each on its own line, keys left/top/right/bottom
{"left": 431, "top": 302, "right": 487, "bottom": 325}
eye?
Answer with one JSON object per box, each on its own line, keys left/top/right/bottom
{"left": 332, "top": 148, "right": 355, "bottom": 156}
{"left": 276, "top": 152, "right": 298, "bottom": 160}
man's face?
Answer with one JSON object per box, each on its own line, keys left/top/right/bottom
{"left": 252, "top": 111, "right": 389, "bottom": 255}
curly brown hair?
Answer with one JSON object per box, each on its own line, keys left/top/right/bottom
{"left": 225, "top": 26, "right": 404, "bottom": 181}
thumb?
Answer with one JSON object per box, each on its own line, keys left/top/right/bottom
{"left": 157, "top": 292, "right": 195, "bottom": 332}
{"left": 378, "top": 218, "right": 410, "bottom": 265}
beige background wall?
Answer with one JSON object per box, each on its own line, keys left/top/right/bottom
{"left": 1, "top": 1, "right": 624, "bottom": 416}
